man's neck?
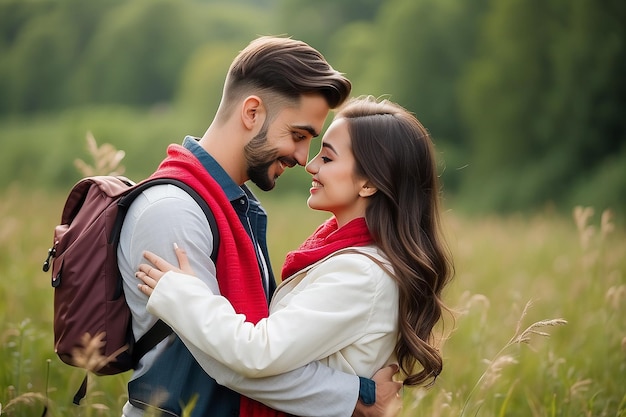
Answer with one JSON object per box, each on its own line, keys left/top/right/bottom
{"left": 199, "top": 124, "right": 248, "bottom": 186}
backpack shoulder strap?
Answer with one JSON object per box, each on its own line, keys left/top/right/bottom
{"left": 114, "top": 178, "right": 220, "bottom": 261}
{"left": 116, "top": 177, "right": 220, "bottom": 366}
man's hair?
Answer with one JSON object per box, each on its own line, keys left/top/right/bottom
{"left": 217, "top": 36, "right": 351, "bottom": 121}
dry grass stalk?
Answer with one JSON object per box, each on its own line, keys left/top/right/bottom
{"left": 181, "top": 394, "right": 199, "bottom": 417}
{"left": 605, "top": 284, "right": 625, "bottom": 311}
{"left": 135, "top": 388, "right": 171, "bottom": 417}
{"left": 456, "top": 291, "right": 490, "bottom": 325}
{"left": 405, "top": 382, "right": 457, "bottom": 417}
{"left": 573, "top": 206, "right": 615, "bottom": 266}
{"left": 600, "top": 209, "right": 615, "bottom": 238}
{"left": 88, "top": 402, "right": 111, "bottom": 414}
{"left": 569, "top": 378, "right": 592, "bottom": 398}
{"left": 479, "top": 355, "right": 518, "bottom": 391}
{"left": 0, "top": 327, "right": 21, "bottom": 344}
{"left": 74, "top": 131, "right": 126, "bottom": 177}
{"left": 1, "top": 392, "right": 47, "bottom": 416}
{"left": 460, "top": 300, "right": 567, "bottom": 416}
{"left": 71, "top": 332, "right": 127, "bottom": 373}
{"left": 573, "top": 206, "right": 595, "bottom": 250}
{"left": 511, "top": 318, "right": 569, "bottom": 346}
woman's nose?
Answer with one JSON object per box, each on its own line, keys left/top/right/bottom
{"left": 305, "top": 157, "right": 317, "bottom": 174}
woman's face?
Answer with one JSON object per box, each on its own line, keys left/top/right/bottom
{"left": 305, "top": 118, "right": 372, "bottom": 227}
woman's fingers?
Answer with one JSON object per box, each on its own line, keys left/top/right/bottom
{"left": 137, "top": 283, "right": 153, "bottom": 296}
{"left": 143, "top": 250, "right": 179, "bottom": 273}
{"left": 135, "top": 268, "right": 157, "bottom": 296}
{"left": 142, "top": 245, "right": 194, "bottom": 275}
{"left": 173, "top": 243, "right": 194, "bottom": 275}
{"left": 136, "top": 245, "right": 195, "bottom": 298}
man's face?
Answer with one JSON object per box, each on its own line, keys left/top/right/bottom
{"left": 244, "top": 94, "right": 330, "bottom": 191}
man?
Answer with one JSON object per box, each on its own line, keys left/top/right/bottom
{"left": 118, "top": 36, "right": 402, "bottom": 417}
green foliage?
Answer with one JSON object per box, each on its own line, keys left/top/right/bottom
{"left": 174, "top": 41, "right": 241, "bottom": 120}
{"left": 0, "top": 0, "right": 274, "bottom": 113}
{"left": 0, "top": 105, "right": 205, "bottom": 191}
{"left": 327, "top": 21, "right": 386, "bottom": 98}
{"left": 459, "top": 0, "right": 626, "bottom": 213}
{"left": 566, "top": 146, "right": 626, "bottom": 212}
{"left": 0, "top": 0, "right": 624, "bottom": 214}
{"left": 0, "top": 0, "right": 124, "bottom": 113}
{"left": 371, "top": 0, "right": 488, "bottom": 146}
{"left": 274, "top": 0, "right": 382, "bottom": 52}
{"left": 71, "top": 0, "right": 194, "bottom": 105}
{"left": 327, "top": 0, "right": 490, "bottom": 203}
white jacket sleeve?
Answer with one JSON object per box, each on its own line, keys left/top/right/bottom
{"left": 146, "top": 254, "right": 388, "bottom": 378}
{"left": 190, "top": 352, "right": 360, "bottom": 417}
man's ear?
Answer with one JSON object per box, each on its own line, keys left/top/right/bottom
{"left": 359, "top": 181, "right": 378, "bottom": 198}
{"left": 241, "top": 95, "right": 265, "bottom": 131}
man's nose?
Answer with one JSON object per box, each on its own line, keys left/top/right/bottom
{"left": 294, "top": 141, "right": 311, "bottom": 166}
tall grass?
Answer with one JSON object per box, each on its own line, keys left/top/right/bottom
{"left": 0, "top": 141, "right": 624, "bottom": 416}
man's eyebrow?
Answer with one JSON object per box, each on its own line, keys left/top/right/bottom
{"left": 293, "top": 125, "right": 319, "bottom": 138}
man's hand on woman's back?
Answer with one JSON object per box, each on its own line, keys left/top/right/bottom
{"left": 353, "top": 364, "right": 403, "bottom": 417}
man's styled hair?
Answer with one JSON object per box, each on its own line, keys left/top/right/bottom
{"left": 217, "top": 36, "right": 351, "bottom": 120}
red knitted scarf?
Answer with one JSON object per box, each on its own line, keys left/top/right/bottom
{"left": 282, "top": 217, "right": 374, "bottom": 280}
{"left": 150, "top": 144, "right": 283, "bottom": 417}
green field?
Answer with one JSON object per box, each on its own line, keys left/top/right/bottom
{"left": 1, "top": 186, "right": 624, "bottom": 416}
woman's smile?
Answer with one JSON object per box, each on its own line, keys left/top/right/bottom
{"left": 310, "top": 179, "right": 323, "bottom": 193}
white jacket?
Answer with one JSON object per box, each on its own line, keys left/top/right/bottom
{"left": 146, "top": 245, "right": 399, "bottom": 379}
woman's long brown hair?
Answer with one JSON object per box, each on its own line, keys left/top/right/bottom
{"left": 337, "top": 96, "right": 454, "bottom": 387}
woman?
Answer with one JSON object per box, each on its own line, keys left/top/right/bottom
{"left": 137, "top": 96, "right": 453, "bottom": 389}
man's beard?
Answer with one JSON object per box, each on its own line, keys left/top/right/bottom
{"left": 244, "top": 126, "right": 279, "bottom": 191}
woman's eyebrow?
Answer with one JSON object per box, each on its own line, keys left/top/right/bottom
{"left": 322, "top": 141, "right": 338, "bottom": 155}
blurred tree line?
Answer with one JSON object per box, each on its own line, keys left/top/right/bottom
{"left": 0, "top": 0, "right": 624, "bottom": 215}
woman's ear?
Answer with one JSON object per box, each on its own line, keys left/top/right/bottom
{"left": 359, "top": 182, "right": 378, "bottom": 198}
{"left": 241, "top": 95, "right": 265, "bottom": 131}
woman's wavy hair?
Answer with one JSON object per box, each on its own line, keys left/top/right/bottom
{"left": 336, "top": 96, "right": 454, "bottom": 387}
